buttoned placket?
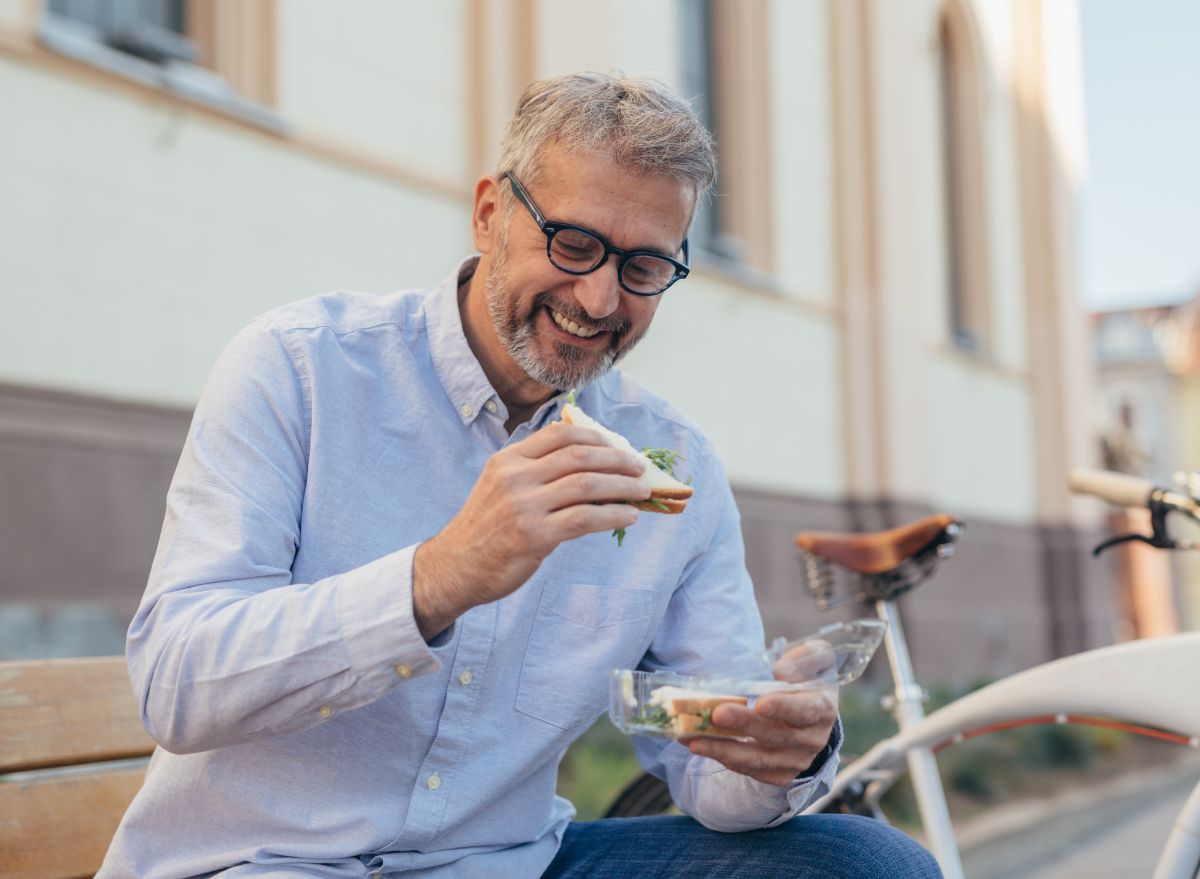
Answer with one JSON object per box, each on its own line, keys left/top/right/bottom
{"left": 392, "top": 408, "right": 501, "bottom": 848}
{"left": 389, "top": 389, "right": 558, "bottom": 845}
{"left": 394, "top": 599, "right": 497, "bottom": 845}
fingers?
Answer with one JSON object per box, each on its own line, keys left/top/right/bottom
{"left": 686, "top": 736, "right": 822, "bottom": 788}
{"left": 508, "top": 424, "right": 649, "bottom": 511}
{"left": 702, "top": 704, "right": 797, "bottom": 748}
{"left": 774, "top": 640, "right": 838, "bottom": 683}
{"left": 513, "top": 422, "right": 622, "bottom": 460}
{"left": 538, "top": 470, "right": 652, "bottom": 513}
{"left": 682, "top": 692, "right": 839, "bottom": 787}
{"left": 706, "top": 695, "right": 836, "bottom": 749}
{"left": 521, "top": 427, "right": 651, "bottom": 516}
{"left": 424, "top": 422, "right": 656, "bottom": 611}
{"left": 544, "top": 501, "right": 639, "bottom": 542}
{"left": 537, "top": 442, "right": 648, "bottom": 483}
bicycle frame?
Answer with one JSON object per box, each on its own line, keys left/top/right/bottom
{"left": 805, "top": 611, "right": 1200, "bottom": 879}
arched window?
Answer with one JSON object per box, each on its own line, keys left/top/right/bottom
{"left": 938, "top": 4, "right": 991, "bottom": 352}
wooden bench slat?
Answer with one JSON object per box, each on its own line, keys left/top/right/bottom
{"left": 0, "top": 764, "right": 147, "bottom": 879}
{"left": 0, "top": 657, "right": 155, "bottom": 773}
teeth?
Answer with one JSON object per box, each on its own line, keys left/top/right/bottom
{"left": 550, "top": 307, "right": 601, "bottom": 338}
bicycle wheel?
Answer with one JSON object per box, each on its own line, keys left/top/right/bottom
{"left": 603, "top": 771, "right": 674, "bottom": 818}
{"left": 606, "top": 769, "right": 893, "bottom": 822}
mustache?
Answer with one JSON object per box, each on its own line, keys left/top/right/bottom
{"left": 532, "top": 292, "right": 630, "bottom": 336}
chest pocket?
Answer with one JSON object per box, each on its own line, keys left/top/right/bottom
{"left": 515, "top": 582, "right": 657, "bottom": 730}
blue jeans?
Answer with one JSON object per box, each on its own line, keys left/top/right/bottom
{"left": 541, "top": 814, "right": 942, "bottom": 878}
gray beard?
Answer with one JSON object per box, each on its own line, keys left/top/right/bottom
{"left": 484, "top": 263, "right": 638, "bottom": 391}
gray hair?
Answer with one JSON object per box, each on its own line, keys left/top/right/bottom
{"left": 496, "top": 72, "right": 717, "bottom": 205}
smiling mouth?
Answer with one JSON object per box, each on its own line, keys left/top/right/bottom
{"left": 546, "top": 305, "right": 604, "bottom": 339}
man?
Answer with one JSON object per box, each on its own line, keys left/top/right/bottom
{"left": 99, "top": 74, "right": 940, "bottom": 878}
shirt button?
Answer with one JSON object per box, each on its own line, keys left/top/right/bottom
{"left": 318, "top": 705, "right": 333, "bottom": 718}
{"left": 395, "top": 663, "right": 413, "bottom": 679}
{"left": 461, "top": 404, "right": 474, "bottom": 418}
{"left": 484, "top": 399, "right": 498, "bottom": 413}
{"left": 458, "top": 668, "right": 473, "bottom": 686}
{"left": 426, "top": 772, "right": 442, "bottom": 791}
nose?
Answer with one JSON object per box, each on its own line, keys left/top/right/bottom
{"left": 572, "top": 258, "right": 622, "bottom": 320}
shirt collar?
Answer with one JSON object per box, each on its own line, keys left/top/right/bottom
{"left": 424, "top": 256, "right": 500, "bottom": 426}
{"left": 425, "top": 256, "right": 577, "bottom": 429}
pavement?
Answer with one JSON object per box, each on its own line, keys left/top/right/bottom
{"left": 955, "top": 754, "right": 1200, "bottom": 879}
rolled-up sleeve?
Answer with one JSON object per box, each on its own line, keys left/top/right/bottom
{"left": 127, "top": 319, "right": 443, "bottom": 755}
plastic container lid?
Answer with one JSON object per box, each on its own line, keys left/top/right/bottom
{"left": 608, "top": 618, "right": 887, "bottom": 739}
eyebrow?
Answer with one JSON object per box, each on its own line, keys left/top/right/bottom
{"left": 564, "top": 217, "right": 684, "bottom": 260}
{"left": 507, "top": 173, "right": 686, "bottom": 261}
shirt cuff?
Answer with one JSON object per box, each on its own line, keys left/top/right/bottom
{"left": 765, "top": 715, "right": 844, "bottom": 827}
{"left": 334, "top": 543, "right": 449, "bottom": 697}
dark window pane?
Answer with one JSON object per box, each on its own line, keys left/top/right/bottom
{"left": 50, "top": 0, "right": 186, "bottom": 35}
{"left": 678, "top": 0, "right": 719, "bottom": 250}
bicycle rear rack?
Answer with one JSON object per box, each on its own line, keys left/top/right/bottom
{"left": 799, "top": 522, "right": 963, "bottom": 609}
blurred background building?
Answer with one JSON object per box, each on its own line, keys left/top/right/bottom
{"left": 1092, "top": 294, "right": 1200, "bottom": 636}
{"left": 0, "top": 0, "right": 1128, "bottom": 687}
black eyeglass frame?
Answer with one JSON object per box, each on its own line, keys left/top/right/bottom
{"left": 502, "top": 173, "right": 690, "bottom": 296}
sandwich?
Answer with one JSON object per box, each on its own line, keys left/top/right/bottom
{"left": 559, "top": 399, "right": 693, "bottom": 543}
{"left": 646, "top": 685, "right": 747, "bottom": 738}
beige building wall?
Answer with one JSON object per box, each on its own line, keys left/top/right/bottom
{"left": 766, "top": 0, "right": 836, "bottom": 308}
{"left": 0, "top": 55, "right": 469, "bottom": 408}
{"left": 0, "top": 0, "right": 1101, "bottom": 684}
{"left": 275, "top": 0, "right": 473, "bottom": 186}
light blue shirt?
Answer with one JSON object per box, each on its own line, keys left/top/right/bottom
{"left": 99, "top": 258, "right": 839, "bottom": 879}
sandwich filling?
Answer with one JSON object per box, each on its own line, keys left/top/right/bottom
{"left": 645, "top": 685, "right": 748, "bottom": 738}
{"left": 559, "top": 397, "right": 693, "bottom": 545}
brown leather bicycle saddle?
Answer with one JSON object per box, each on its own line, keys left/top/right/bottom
{"left": 795, "top": 514, "right": 959, "bottom": 575}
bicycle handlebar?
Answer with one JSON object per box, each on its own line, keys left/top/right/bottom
{"left": 1068, "top": 469, "right": 1156, "bottom": 508}
{"left": 1069, "top": 469, "right": 1199, "bottom": 517}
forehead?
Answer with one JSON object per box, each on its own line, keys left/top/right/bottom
{"left": 524, "top": 147, "right": 695, "bottom": 253}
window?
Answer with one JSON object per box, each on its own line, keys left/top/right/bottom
{"left": 39, "top": 0, "right": 280, "bottom": 128}
{"left": 938, "top": 6, "right": 991, "bottom": 353}
{"left": 679, "top": 0, "right": 721, "bottom": 256}
{"left": 678, "top": 0, "right": 773, "bottom": 272}
{"left": 47, "top": 0, "right": 196, "bottom": 63}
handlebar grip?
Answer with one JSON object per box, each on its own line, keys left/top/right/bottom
{"left": 1067, "top": 469, "right": 1154, "bottom": 509}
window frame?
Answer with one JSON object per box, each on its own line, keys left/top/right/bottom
{"left": 36, "top": 0, "right": 285, "bottom": 134}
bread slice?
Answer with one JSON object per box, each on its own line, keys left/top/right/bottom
{"left": 649, "top": 687, "right": 747, "bottom": 738}
{"left": 670, "top": 696, "right": 747, "bottom": 738}
{"left": 671, "top": 712, "right": 744, "bottom": 739}
{"left": 631, "top": 497, "right": 688, "bottom": 515}
{"left": 666, "top": 695, "right": 748, "bottom": 715}
{"left": 560, "top": 403, "right": 693, "bottom": 513}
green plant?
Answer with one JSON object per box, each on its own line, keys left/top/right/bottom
{"left": 556, "top": 683, "right": 1137, "bottom": 823}
{"left": 557, "top": 718, "right": 643, "bottom": 820}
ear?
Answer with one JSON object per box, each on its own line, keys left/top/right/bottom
{"left": 471, "top": 176, "right": 503, "bottom": 254}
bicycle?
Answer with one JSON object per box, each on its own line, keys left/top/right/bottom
{"left": 604, "top": 468, "right": 1200, "bottom": 879}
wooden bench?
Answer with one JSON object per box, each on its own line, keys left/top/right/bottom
{"left": 0, "top": 657, "right": 154, "bottom": 879}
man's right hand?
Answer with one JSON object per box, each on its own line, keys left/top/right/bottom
{"left": 411, "top": 422, "right": 650, "bottom": 640}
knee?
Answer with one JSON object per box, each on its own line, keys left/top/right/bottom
{"left": 767, "top": 815, "right": 942, "bottom": 879}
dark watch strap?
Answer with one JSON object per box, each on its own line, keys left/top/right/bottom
{"left": 796, "top": 714, "right": 844, "bottom": 781}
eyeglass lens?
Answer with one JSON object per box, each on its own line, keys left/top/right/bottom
{"left": 548, "top": 229, "right": 678, "bottom": 294}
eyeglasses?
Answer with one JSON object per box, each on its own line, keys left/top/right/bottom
{"left": 502, "top": 173, "right": 690, "bottom": 296}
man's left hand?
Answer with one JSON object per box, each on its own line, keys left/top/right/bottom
{"left": 684, "top": 643, "right": 839, "bottom": 787}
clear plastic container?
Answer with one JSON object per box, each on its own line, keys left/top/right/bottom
{"left": 609, "top": 618, "right": 887, "bottom": 739}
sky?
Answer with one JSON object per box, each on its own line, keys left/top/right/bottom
{"left": 1078, "top": 0, "right": 1200, "bottom": 312}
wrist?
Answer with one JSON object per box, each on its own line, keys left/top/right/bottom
{"left": 412, "top": 537, "right": 474, "bottom": 641}
{"left": 797, "top": 714, "right": 843, "bottom": 781}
